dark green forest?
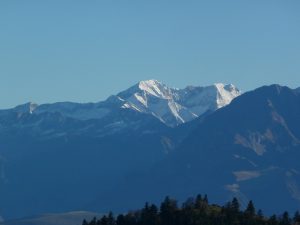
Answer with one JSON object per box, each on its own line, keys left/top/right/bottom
{"left": 82, "top": 195, "right": 300, "bottom": 225}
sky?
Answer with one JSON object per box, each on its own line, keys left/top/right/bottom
{"left": 0, "top": 0, "right": 300, "bottom": 109}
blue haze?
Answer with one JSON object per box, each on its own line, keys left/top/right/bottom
{"left": 0, "top": 0, "right": 299, "bottom": 108}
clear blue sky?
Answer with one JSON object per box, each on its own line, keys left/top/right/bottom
{"left": 0, "top": 1, "right": 299, "bottom": 109}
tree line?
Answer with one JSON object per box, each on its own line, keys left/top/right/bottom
{"left": 83, "top": 194, "right": 300, "bottom": 225}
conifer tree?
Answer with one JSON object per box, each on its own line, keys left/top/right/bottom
{"left": 294, "top": 211, "right": 300, "bottom": 225}
{"left": 280, "top": 212, "right": 291, "bottom": 225}
{"left": 195, "top": 194, "right": 202, "bottom": 209}
{"left": 269, "top": 215, "right": 279, "bottom": 225}
{"left": 107, "top": 212, "right": 115, "bottom": 225}
{"left": 245, "top": 200, "right": 256, "bottom": 217}
{"left": 100, "top": 215, "right": 108, "bottom": 225}
{"left": 90, "top": 217, "right": 97, "bottom": 225}
{"left": 82, "top": 194, "right": 293, "bottom": 225}
{"left": 160, "top": 196, "right": 178, "bottom": 225}
{"left": 231, "top": 197, "right": 240, "bottom": 213}
{"left": 116, "top": 215, "right": 125, "bottom": 225}
{"left": 258, "top": 209, "right": 264, "bottom": 219}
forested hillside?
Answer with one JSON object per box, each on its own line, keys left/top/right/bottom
{"left": 82, "top": 194, "right": 300, "bottom": 225}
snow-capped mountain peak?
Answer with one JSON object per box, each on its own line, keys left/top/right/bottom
{"left": 116, "top": 80, "right": 241, "bottom": 126}
{"left": 137, "top": 80, "right": 171, "bottom": 99}
{"left": 214, "top": 83, "right": 241, "bottom": 108}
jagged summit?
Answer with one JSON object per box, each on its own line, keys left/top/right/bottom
{"left": 116, "top": 80, "right": 241, "bottom": 126}
{"left": 137, "top": 80, "right": 172, "bottom": 99}
{"left": 138, "top": 79, "right": 161, "bottom": 90}
{"left": 213, "top": 83, "right": 241, "bottom": 108}
{"left": 117, "top": 79, "right": 171, "bottom": 100}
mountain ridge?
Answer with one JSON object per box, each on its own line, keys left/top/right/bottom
{"left": 1, "top": 80, "right": 241, "bottom": 127}
{"left": 97, "top": 84, "right": 300, "bottom": 215}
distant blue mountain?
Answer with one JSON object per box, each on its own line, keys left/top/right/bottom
{"left": 0, "top": 80, "right": 239, "bottom": 220}
{"left": 0, "top": 82, "right": 299, "bottom": 221}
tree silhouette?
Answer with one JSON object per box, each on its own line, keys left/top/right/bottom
{"left": 83, "top": 194, "right": 293, "bottom": 225}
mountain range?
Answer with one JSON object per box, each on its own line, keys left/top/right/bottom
{"left": 0, "top": 80, "right": 299, "bottom": 223}
{"left": 4, "top": 80, "right": 240, "bottom": 128}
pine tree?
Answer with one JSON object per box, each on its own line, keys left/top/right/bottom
{"left": 280, "top": 212, "right": 291, "bottom": 225}
{"left": 160, "top": 196, "right": 178, "bottom": 225}
{"left": 141, "top": 202, "right": 150, "bottom": 225}
{"left": 294, "top": 211, "right": 300, "bottom": 225}
{"left": 269, "top": 215, "right": 279, "bottom": 225}
{"left": 182, "top": 197, "right": 195, "bottom": 209}
{"left": 107, "top": 212, "right": 115, "bottom": 225}
{"left": 231, "top": 197, "right": 240, "bottom": 213}
{"left": 90, "top": 217, "right": 97, "bottom": 225}
{"left": 149, "top": 204, "right": 159, "bottom": 225}
{"left": 203, "top": 194, "right": 208, "bottom": 204}
{"left": 100, "top": 215, "right": 109, "bottom": 225}
{"left": 195, "top": 194, "right": 202, "bottom": 209}
{"left": 258, "top": 209, "right": 264, "bottom": 219}
{"left": 195, "top": 194, "right": 208, "bottom": 212}
{"left": 245, "top": 200, "right": 256, "bottom": 217}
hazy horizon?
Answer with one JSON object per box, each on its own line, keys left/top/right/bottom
{"left": 1, "top": 1, "right": 299, "bottom": 108}
{"left": 0, "top": 79, "right": 299, "bottom": 110}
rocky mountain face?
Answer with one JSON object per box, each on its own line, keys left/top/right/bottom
{"left": 116, "top": 80, "right": 241, "bottom": 126}
{"left": 95, "top": 85, "right": 300, "bottom": 215}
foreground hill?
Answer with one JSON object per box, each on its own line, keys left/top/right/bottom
{"left": 92, "top": 85, "right": 300, "bottom": 215}
{"left": 83, "top": 194, "right": 300, "bottom": 225}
